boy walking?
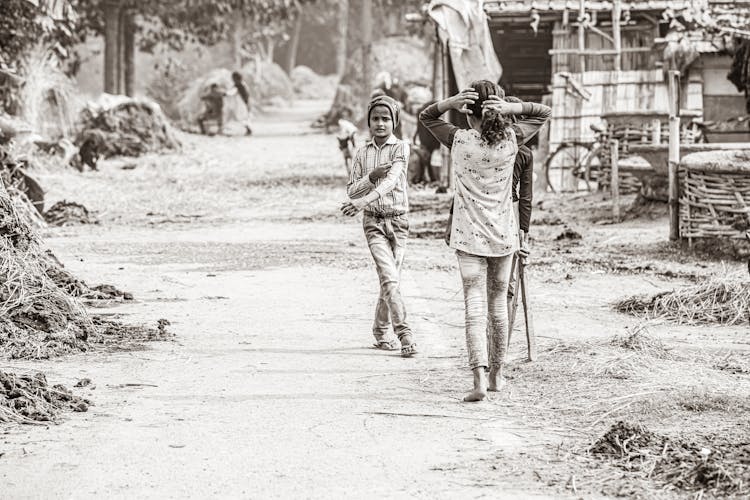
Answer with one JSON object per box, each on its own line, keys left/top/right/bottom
{"left": 341, "top": 96, "right": 417, "bottom": 357}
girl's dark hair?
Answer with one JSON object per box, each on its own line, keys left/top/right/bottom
{"left": 467, "top": 79, "right": 512, "bottom": 146}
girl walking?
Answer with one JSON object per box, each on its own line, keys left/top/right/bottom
{"left": 419, "top": 81, "right": 550, "bottom": 402}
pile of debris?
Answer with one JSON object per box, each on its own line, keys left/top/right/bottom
{"left": 615, "top": 275, "right": 750, "bottom": 326}
{"left": 0, "top": 371, "right": 88, "bottom": 424}
{"left": 590, "top": 421, "right": 750, "bottom": 497}
{"left": 0, "top": 167, "right": 167, "bottom": 360}
{"left": 44, "top": 200, "right": 98, "bottom": 226}
{"left": 76, "top": 95, "right": 180, "bottom": 159}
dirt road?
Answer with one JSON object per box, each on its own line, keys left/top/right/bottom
{"left": 1, "top": 101, "right": 745, "bottom": 499}
{"left": 0, "top": 101, "right": 552, "bottom": 499}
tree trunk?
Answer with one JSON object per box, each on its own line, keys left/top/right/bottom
{"left": 230, "top": 16, "right": 244, "bottom": 68}
{"left": 103, "top": 0, "right": 121, "bottom": 94}
{"left": 117, "top": 6, "right": 127, "bottom": 94}
{"left": 361, "top": 0, "right": 372, "bottom": 110}
{"left": 266, "top": 38, "right": 276, "bottom": 63}
{"left": 336, "top": 0, "right": 348, "bottom": 75}
{"left": 284, "top": 13, "right": 303, "bottom": 73}
{"left": 123, "top": 10, "right": 136, "bottom": 97}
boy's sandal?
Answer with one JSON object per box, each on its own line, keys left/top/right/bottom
{"left": 373, "top": 339, "right": 400, "bottom": 351}
{"left": 400, "top": 343, "right": 418, "bottom": 358}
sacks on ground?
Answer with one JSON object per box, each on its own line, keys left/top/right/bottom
{"left": 76, "top": 95, "right": 180, "bottom": 158}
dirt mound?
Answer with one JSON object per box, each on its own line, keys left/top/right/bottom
{"left": 290, "top": 66, "right": 337, "bottom": 99}
{"left": 44, "top": 200, "right": 98, "bottom": 226}
{"left": 242, "top": 60, "right": 294, "bottom": 103}
{"left": 0, "top": 371, "right": 89, "bottom": 424}
{"left": 590, "top": 421, "right": 750, "bottom": 497}
{"left": 76, "top": 95, "right": 180, "bottom": 158}
{"left": 615, "top": 276, "right": 750, "bottom": 325}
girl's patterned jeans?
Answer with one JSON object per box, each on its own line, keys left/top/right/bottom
{"left": 456, "top": 250, "right": 514, "bottom": 370}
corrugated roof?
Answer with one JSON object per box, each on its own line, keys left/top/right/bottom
{"left": 484, "top": 1, "right": 696, "bottom": 15}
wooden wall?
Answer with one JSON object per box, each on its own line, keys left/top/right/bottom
{"left": 549, "top": 70, "right": 669, "bottom": 146}
{"left": 552, "top": 20, "right": 659, "bottom": 74}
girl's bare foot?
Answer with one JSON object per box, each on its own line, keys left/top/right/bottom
{"left": 463, "top": 367, "right": 488, "bottom": 402}
{"left": 488, "top": 367, "right": 506, "bottom": 392}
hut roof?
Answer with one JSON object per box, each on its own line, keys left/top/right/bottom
{"left": 484, "top": 1, "right": 695, "bottom": 16}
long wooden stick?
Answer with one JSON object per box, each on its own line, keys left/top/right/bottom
{"left": 519, "top": 262, "right": 536, "bottom": 361}
{"left": 507, "top": 254, "right": 520, "bottom": 347}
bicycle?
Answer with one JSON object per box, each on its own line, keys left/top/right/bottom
{"left": 543, "top": 125, "right": 605, "bottom": 193}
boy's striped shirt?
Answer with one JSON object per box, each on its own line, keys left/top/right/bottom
{"left": 347, "top": 135, "right": 409, "bottom": 216}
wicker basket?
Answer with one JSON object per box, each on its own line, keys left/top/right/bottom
{"left": 680, "top": 150, "right": 750, "bottom": 239}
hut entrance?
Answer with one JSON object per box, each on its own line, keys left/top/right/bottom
{"left": 491, "top": 24, "right": 553, "bottom": 104}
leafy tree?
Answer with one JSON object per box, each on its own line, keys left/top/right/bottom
{"left": 0, "top": 0, "right": 78, "bottom": 67}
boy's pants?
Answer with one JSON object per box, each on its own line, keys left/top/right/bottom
{"left": 363, "top": 213, "right": 412, "bottom": 343}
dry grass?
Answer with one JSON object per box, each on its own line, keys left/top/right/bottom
{"left": 614, "top": 275, "right": 750, "bottom": 326}
{"left": 424, "top": 326, "right": 750, "bottom": 499}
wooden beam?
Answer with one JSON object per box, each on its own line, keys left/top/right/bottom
{"left": 548, "top": 47, "right": 652, "bottom": 55}
{"left": 611, "top": 139, "right": 620, "bottom": 221}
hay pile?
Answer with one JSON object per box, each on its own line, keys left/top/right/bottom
{"left": 1, "top": 174, "right": 163, "bottom": 359}
{"left": 615, "top": 276, "right": 750, "bottom": 326}
{"left": 590, "top": 421, "right": 750, "bottom": 497}
{"left": 290, "top": 66, "right": 337, "bottom": 100}
{"left": 76, "top": 95, "right": 180, "bottom": 158}
{"left": 0, "top": 371, "right": 89, "bottom": 424}
{"left": 177, "top": 62, "right": 294, "bottom": 130}
{"left": 44, "top": 200, "right": 98, "bottom": 226}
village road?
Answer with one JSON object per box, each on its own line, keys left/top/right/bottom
{"left": 0, "top": 102, "right": 568, "bottom": 499}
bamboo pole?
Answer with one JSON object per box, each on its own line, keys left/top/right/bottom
{"left": 578, "top": 0, "right": 586, "bottom": 72}
{"left": 442, "top": 38, "right": 452, "bottom": 189}
{"left": 668, "top": 70, "right": 681, "bottom": 241}
{"left": 613, "top": 0, "right": 622, "bottom": 71}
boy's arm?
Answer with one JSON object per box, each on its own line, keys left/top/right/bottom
{"left": 349, "top": 142, "right": 409, "bottom": 209}
{"left": 512, "top": 102, "right": 551, "bottom": 146}
{"left": 419, "top": 102, "right": 459, "bottom": 149}
{"left": 516, "top": 145, "right": 533, "bottom": 233}
{"left": 346, "top": 149, "right": 375, "bottom": 199}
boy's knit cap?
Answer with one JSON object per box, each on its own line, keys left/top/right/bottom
{"left": 367, "top": 95, "right": 400, "bottom": 127}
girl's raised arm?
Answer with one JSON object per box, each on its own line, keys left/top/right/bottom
{"left": 419, "top": 89, "right": 479, "bottom": 150}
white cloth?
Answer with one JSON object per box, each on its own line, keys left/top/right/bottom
{"left": 428, "top": 0, "right": 502, "bottom": 89}
{"left": 449, "top": 128, "right": 519, "bottom": 257}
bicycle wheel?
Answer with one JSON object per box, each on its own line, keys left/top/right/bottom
{"left": 581, "top": 143, "right": 603, "bottom": 192}
{"left": 544, "top": 142, "right": 593, "bottom": 193}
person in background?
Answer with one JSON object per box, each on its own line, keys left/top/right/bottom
{"left": 336, "top": 113, "right": 358, "bottom": 176}
{"left": 198, "top": 83, "right": 226, "bottom": 136}
{"left": 340, "top": 95, "right": 418, "bottom": 358}
{"left": 231, "top": 71, "right": 253, "bottom": 136}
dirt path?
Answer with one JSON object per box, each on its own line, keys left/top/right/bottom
{"left": 1, "top": 101, "right": 562, "bottom": 499}
{"left": 2, "top": 101, "right": 746, "bottom": 499}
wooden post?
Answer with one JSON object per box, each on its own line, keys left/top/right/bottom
{"left": 361, "top": 0, "right": 372, "bottom": 110}
{"left": 611, "top": 138, "right": 620, "bottom": 221}
{"left": 578, "top": 0, "right": 586, "bottom": 73}
{"left": 668, "top": 70, "right": 681, "bottom": 241}
{"left": 612, "top": 0, "right": 622, "bottom": 71}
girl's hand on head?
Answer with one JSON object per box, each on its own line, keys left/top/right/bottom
{"left": 451, "top": 88, "right": 478, "bottom": 114}
{"left": 482, "top": 96, "right": 513, "bottom": 115}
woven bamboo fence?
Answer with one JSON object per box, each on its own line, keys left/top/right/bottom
{"left": 680, "top": 150, "right": 750, "bottom": 239}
